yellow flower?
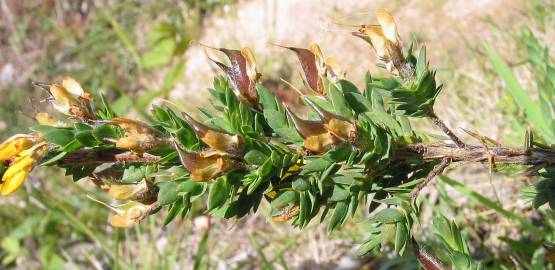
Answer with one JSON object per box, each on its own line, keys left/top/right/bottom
{"left": 0, "top": 134, "right": 35, "bottom": 162}
{"left": 0, "top": 142, "right": 47, "bottom": 195}
{"left": 36, "top": 77, "right": 95, "bottom": 119}
{"left": 108, "top": 201, "right": 157, "bottom": 228}
{"left": 110, "top": 117, "right": 167, "bottom": 154}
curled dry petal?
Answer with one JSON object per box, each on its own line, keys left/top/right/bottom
{"left": 303, "top": 97, "right": 357, "bottom": 143}
{"left": 172, "top": 140, "right": 240, "bottom": 181}
{"left": 206, "top": 46, "right": 261, "bottom": 109}
{"left": 35, "top": 112, "right": 63, "bottom": 126}
{"left": 110, "top": 118, "right": 166, "bottom": 154}
{"left": 37, "top": 77, "right": 95, "bottom": 120}
{"left": 0, "top": 142, "right": 47, "bottom": 195}
{"left": 285, "top": 106, "right": 335, "bottom": 153}
{"left": 108, "top": 179, "right": 151, "bottom": 201}
{"left": 109, "top": 201, "right": 158, "bottom": 228}
{"left": 352, "top": 11, "right": 405, "bottom": 76}
{"left": 181, "top": 112, "right": 244, "bottom": 156}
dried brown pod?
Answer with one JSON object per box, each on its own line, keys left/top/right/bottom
{"left": 273, "top": 43, "right": 325, "bottom": 95}
{"left": 181, "top": 111, "right": 244, "bottom": 156}
{"left": 303, "top": 97, "right": 357, "bottom": 143}
{"left": 172, "top": 139, "right": 241, "bottom": 181}
{"left": 271, "top": 206, "right": 300, "bottom": 222}
{"left": 285, "top": 106, "right": 335, "bottom": 153}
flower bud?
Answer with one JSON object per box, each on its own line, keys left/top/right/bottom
{"left": 36, "top": 77, "right": 95, "bottom": 120}
{"left": 0, "top": 142, "right": 47, "bottom": 195}
{"left": 285, "top": 106, "right": 335, "bottom": 153}
{"left": 303, "top": 97, "right": 357, "bottom": 143}
{"left": 110, "top": 118, "right": 167, "bottom": 154}
{"left": 206, "top": 46, "right": 261, "bottom": 109}
{"left": 181, "top": 112, "right": 244, "bottom": 156}
{"left": 172, "top": 140, "right": 240, "bottom": 181}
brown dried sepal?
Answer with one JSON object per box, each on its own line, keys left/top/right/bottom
{"left": 172, "top": 140, "right": 241, "bottom": 181}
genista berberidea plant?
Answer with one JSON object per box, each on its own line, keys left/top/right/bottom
{"left": 1, "top": 10, "right": 554, "bottom": 269}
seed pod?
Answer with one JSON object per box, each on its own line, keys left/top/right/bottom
{"left": 206, "top": 46, "right": 261, "bottom": 110}
{"left": 285, "top": 106, "right": 335, "bottom": 153}
{"left": 303, "top": 97, "right": 357, "bottom": 143}
{"left": 172, "top": 140, "right": 240, "bottom": 181}
{"left": 110, "top": 118, "right": 167, "bottom": 154}
{"left": 181, "top": 112, "right": 244, "bottom": 156}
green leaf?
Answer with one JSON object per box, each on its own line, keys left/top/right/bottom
{"left": 244, "top": 150, "right": 268, "bottom": 166}
{"left": 292, "top": 178, "right": 310, "bottom": 192}
{"left": 157, "top": 181, "right": 179, "bottom": 205}
{"left": 75, "top": 131, "right": 98, "bottom": 147}
{"left": 271, "top": 191, "right": 297, "bottom": 209}
{"left": 121, "top": 166, "right": 146, "bottom": 184}
{"left": 325, "top": 78, "right": 353, "bottom": 119}
{"left": 40, "top": 152, "right": 67, "bottom": 166}
{"left": 371, "top": 208, "right": 402, "bottom": 224}
{"left": 42, "top": 128, "right": 75, "bottom": 146}
{"left": 208, "top": 177, "right": 229, "bottom": 210}
{"left": 394, "top": 222, "right": 408, "bottom": 255}
{"left": 328, "top": 200, "right": 349, "bottom": 232}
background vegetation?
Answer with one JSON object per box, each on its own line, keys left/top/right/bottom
{"left": 0, "top": 0, "right": 554, "bottom": 269}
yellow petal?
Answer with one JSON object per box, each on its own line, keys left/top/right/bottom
{"left": 1, "top": 170, "right": 29, "bottom": 195}
{"left": 0, "top": 134, "right": 34, "bottom": 161}
{"left": 49, "top": 84, "right": 78, "bottom": 114}
{"left": 110, "top": 214, "right": 135, "bottom": 227}
{"left": 61, "top": 76, "right": 85, "bottom": 96}
{"left": 308, "top": 44, "right": 325, "bottom": 70}
{"left": 377, "top": 10, "right": 399, "bottom": 44}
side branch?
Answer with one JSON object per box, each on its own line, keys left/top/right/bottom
{"left": 430, "top": 115, "right": 466, "bottom": 148}
{"left": 404, "top": 143, "right": 555, "bottom": 166}
{"left": 57, "top": 149, "right": 161, "bottom": 165}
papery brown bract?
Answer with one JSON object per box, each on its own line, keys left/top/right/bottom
{"left": 206, "top": 46, "right": 261, "bottom": 110}
{"left": 181, "top": 112, "right": 244, "bottom": 156}
{"left": 274, "top": 44, "right": 324, "bottom": 95}
{"left": 110, "top": 118, "right": 167, "bottom": 154}
{"left": 285, "top": 106, "right": 335, "bottom": 153}
{"left": 172, "top": 140, "right": 240, "bottom": 181}
{"left": 272, "top": 206, "right": 300, "bottom": 222}
{"left": 109, "top": 201, "right": 155, "bottom": 228}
